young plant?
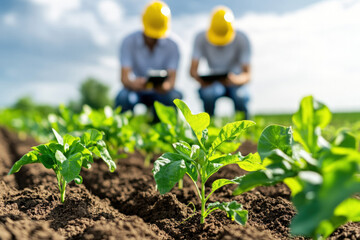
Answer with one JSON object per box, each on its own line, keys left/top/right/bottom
{"left": 153, "top": 99, "right": 262, "bottom": 224}
{"left": 128, "top": 112, "right": 171, "bottom": 167}
{"left": 233, "top": 96, "right": 360, "bottom": 239}
{"left": 50, "top": 105, "right": 136, "bottom": 160}
{"left": 8, "top": 128, "right": 116, "bottom": 203}
{"left": 154, "top": 101, "right": 195, "bottom": 146}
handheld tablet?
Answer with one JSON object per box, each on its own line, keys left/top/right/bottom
{"left": 146, "top": 70, "right": 167, "bottom": 89}
{"left": 199, "top": 73, "right": 228, "bottom": 82}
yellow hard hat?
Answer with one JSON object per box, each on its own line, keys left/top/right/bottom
{"left": 206, "top": 6, "right": 235, "bottom": 46}
{"left": 142, "top": 1, "right": 171, "bottom": 39}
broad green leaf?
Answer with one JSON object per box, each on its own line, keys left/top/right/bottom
{"left": 95, "top": 140, "right": 116, "bottom": 172}
{"left": 320, "top": 147, "right": 360, "bottom": 171}
{"left": 81, "top": 154, "right": 94, "bottom": 169}
{"left": 212, "top": 179, "right": 237, "bottom": 192}
{"left": 284, "top": 177, "right": 303, "bottom": 197}
{"left": 292, "top": 96, "right": 331, "bottom": 130}
{"left": 89, "top": 128, "right": 103, "bottom": 140}
{"left": 290, "top": 160, "right": 360, "bottom": 237}
{"left": 88, "top": 110, "right": 105, "bottom": 128}
{"left": 190, "top": 145, "right": 200, "bottom": 160}
{"left": 55, "top": 150, "right": 67, "bottom": 164}
{"left": 206, "top": 155, "right": 241, "bottom": 181}
{"left": 173, "top": 141, "right": 192, "bottom": 158}
{"left": 334, "top": 198, "right": 360, "bottom": 221}
{"left": 35, "top": 144, "right": 57, "bottom": 169}
{"left": 52, "top": 128, "right": 64, "bottom": 145}
{"left": 333, "top": 130, "right": 357, "bottom": 149}
{"left": 207, "top": 201, "right": 248, "bottom": 225}
{"left": 236, "top": 153, "right": 265, "bottom": 171}
{"left": 258, "top": 125, "right": 293, "bottom": 161}
{"left": 292, "top": 96, "right": 331, "bottom": 153}
{"left": 185, "top": 160, "right": 198, "bottom": 183}
{"left": 153, "top": 153, "right": 187, "bottom": 194}
{"left": 207, "top": 126, "right": 220, "bottom": 138}
{"left": 292, "top": 144, "right": 317, "bottom": 166}
{"left": 60, "top": 152, "right": 82, "bottom": 183}
{"left": 173, "top": 99, "right": 210, "bottom": 146}
{"left": 48, "top": 143, "right": 65, "bottom": 154}
{"left": 233, "top": 162, "right": 298, "bottom": 195}
{"left": 315, "top": 198, "right": 360, "bottom": 238}
{"left": 63, "top": 134, "right": 78, "bottom": 146}
{"left": 81, "top": 129, "right": 103, "bottom": 146}
{"left": 68, "top": 141, "right": 90, "bottom": 157}
{"left": 208, "top": 121, "right": 255, "bottom": 156}
{"left": 154, "top": 101, "right": 177, "bottom": 126}
{"left": 216, "top": 141, "right": 241, "bottom": 154}
{"left": 8, "top": 151, "right": 40, "bottom": 174}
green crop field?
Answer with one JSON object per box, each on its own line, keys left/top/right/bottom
{"left": 255, "top": 111, "right": 360, "bottom": 128}
{"left": 1, "top": 95, "right": 360, "bottom": 239}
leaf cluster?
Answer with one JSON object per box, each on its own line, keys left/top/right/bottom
{"left": 234, "top": 96, "right": 360, "bottom": 239}
{"left": 49, "top": 104, "right": 137, "bottom": 159}
{"left": 153, "top": 99, "right": 260, "bottom": 224}
{"left": 9, "top": 128, "right": 116, "bottom": 203}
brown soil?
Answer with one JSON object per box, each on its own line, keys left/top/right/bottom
{"left": 0, "top": 127, "right": 359, "bottom": 239}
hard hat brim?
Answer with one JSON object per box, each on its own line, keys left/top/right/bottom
{"left": 143, "top": 27, "right": 168, "bottom": 39}
{"left": 206, "top": 28, "right": 235, "bottom": 46}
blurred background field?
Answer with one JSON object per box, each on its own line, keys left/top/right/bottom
{"left": 1, "top": 0, "right": 360, "bottom": 115}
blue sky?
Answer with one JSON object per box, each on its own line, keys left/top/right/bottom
{"left": 1, "top": 0, "right": 359, "bottom": 114}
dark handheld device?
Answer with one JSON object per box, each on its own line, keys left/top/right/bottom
{"left": 199, "top": 73, "right": 228, "bottom": 82}
{"left": 146, "top": 70, "right": 168, "bottom": 89}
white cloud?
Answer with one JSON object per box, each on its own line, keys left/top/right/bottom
{"left": 30, "top": 0, "right": 81, "bottom": 22}
{"left": 99, "top": 56, "right": 119, "bottom": 69}
{"left": 63, "top": 11, "right": 110, "bottom": 46}
{"left": 3, "top": 13, "right": 17, "bottom": 26}
{"left": 236, "top": 0, "right": 360, "bottom": 113}
{"left": 28, "top": 0, "right": 128, "bottom": 46}
{"left": 98, "top": 0, "right": 123, "bottom": 24}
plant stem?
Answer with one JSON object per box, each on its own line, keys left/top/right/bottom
{"left": 60, "top": 178, "right": 66, "bottom": 203}
{"left": 200, "top": 180, "right": 206, "bottom": 224}
{"left": 178, "top": 179, "right": 183, "bottom": 189}
{"left": 144, "top": 153, "right": 152, "bottom": 167}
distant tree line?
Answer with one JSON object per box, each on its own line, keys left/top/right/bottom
{"left": 11, "top": 78, "right": 112, "bottom": 115}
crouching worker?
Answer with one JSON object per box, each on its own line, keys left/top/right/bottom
{"left": 115, "top": 1, "right": 182, "bottom": 118}
{"left": 190, "top": 6, "right": 251, "bottom": 119}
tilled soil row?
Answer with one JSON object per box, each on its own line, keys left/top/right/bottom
{"left": 0, "top": 128, "right": 169, "bottom": 239}
{"left": 1, "top": 127, "right": 359, "bottom": 239}
{"left": 81, "top": 154, "right": 295, "bottom": 240}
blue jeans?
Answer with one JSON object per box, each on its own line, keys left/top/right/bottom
{"left": 198, "top": 82, "right": 250, "bottom": 119}
{"left": 115, "top": 88, "right": 182, "bottom": 113}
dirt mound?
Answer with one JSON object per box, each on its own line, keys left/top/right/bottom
{"left": 79, "top": 217, "right": 168, "bottom": 240}
{"left": 0, "top": 216, "right": 64, "bottom": 240}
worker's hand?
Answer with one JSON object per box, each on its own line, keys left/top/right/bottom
{"left": 223, "top": 73, "right": 248, "bottom": 86}
{"left": 193, "top": 74, "right": 211, "bottom": 88}
{"left": 199, "top": 78, "right": 212, "bottom": 88}
{"left": 128, "top": 77, "right": 146, "bottom": 91}
{"left": 155, "top": 80, "right": 172, "bottom": 93}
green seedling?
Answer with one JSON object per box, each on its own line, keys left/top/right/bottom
{"left": 153, "top": 99, "right": 262, "bottom": 224}
{"left": 233, "top": 96, "right": 360, "bottom": 239}
{"left": 8, "top": 128, "right": 116, "bottom": 203}
{"left": 50, "top": 104, "right": 136, "bottom": 160}
{"left": 152, "top": 101, "right": 198, "bottom": 187}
